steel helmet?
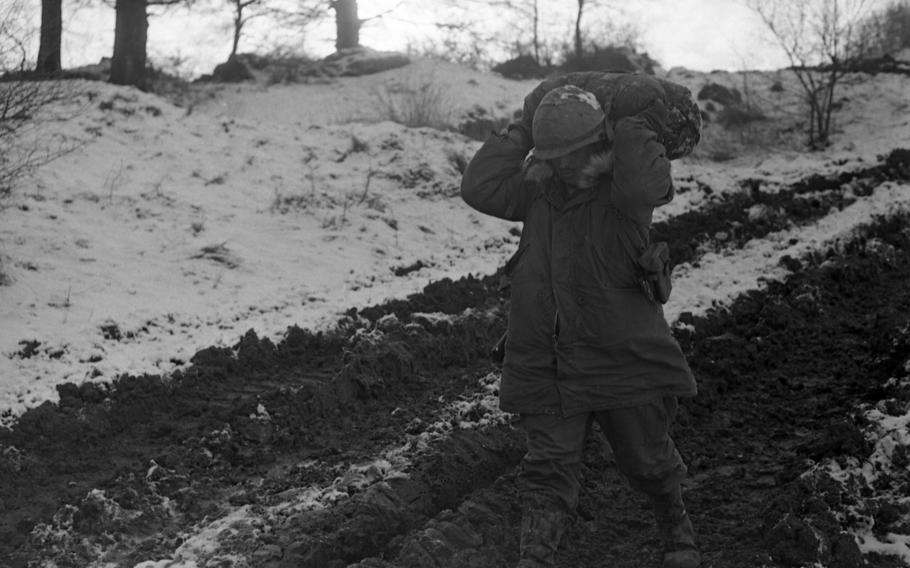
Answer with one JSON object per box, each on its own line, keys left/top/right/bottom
{"left": 532, "top": 85, "right": 606, "bottom": 160}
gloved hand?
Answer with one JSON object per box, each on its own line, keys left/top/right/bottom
{"left": 610, "top": 74, "right": 665, "bottom": 120}
{"left": 505, "top": 122, "right": 532, "bottom": 150}
{"left": 637, "top": 97, "right": 670, "bottom": 139}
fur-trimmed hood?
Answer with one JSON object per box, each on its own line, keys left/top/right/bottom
{"left": 523, "top": 149, "right": 614, "bottom": 189}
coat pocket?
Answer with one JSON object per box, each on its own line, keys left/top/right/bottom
{"left": 575, "top": 285, "right": 658, "bottom": 346}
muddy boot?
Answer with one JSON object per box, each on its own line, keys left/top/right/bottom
{"left": 652, "top": 485, "right": 701, "bottom": 568}
{"left": 517, "top": 507, "right": 569, "bottom": 568}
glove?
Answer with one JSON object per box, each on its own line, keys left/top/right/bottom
{"left": 637, "top": 97, "right": 670, "bottom": 139}
{"left": 505, "top": 122, "right": 532, "bottom": 151}
{"left": 610, "top": 74, "right": 665, "bottom": 120}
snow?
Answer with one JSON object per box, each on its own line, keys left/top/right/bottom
{"left": 665, "top": 181, "right": 910, "bottom": 325}
{"left": 3, "top": 63, "right": 908, "bottom": 421}
{"left": 0, "top": 61, "right": 531, "bottom": 419}
{"left": 809, "top": 375, "right": 910, "bottom": 565}
{"left": 2, "top": 55, "right": 910, "bottom": 565}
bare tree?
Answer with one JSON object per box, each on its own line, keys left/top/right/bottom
{"left": 0, "top": 0, "right": 28, "bottom": 72}
{"left": 430, "top": 0, "right": 546, "bottom": 66}
{"left": 853, "top": 0, "right": 910, "bottom": 57}
{"left": 330, "top": 0, "right": 359, "bottom": 50}
{"left": 749, "top": 0, "right": 871, "bottom": 149}
{"left": 575, "top": 0, "right": 586, "bottom": 60}
{"left": 111, "top": 0, "right": 148, "bottom": 87}
{"left": 328, "top": 0, "right": 401, "bottom": 52}
{"left": 573, "top": 0, "right": 637, "bottom": 63}
{"left": 225, "top": 0, "right": 268, "bottom": 60}
{"left": 513, "top": 0, "right": 542, "bottom": 64}
{"left": 110, "top": 0, "right": 186, "bottom": 89}
{"left": 256, "top": 0, "right": 327, "bottom": 56}
{"left": 494, "top": 0, "right": 543, "bottom": 63}
{"left": 36, "top": 0, "right": 62, "bottom": 73}
{"left": 1, "top": 0, "right": 80, "bottom": 200}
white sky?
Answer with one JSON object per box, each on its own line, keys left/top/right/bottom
{"left": 14, "top": 0, "right": 801, "bottom": 76}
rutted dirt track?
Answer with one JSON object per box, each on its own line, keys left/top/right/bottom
{"left": 2, "top": 151, "right": 910, "bottom": 568}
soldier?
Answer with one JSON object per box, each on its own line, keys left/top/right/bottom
{"left": 460, "top": 80, "right": 700, "bottom": 568}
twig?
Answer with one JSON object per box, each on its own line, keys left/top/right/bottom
{"left": 358, "top": 160, "right": 376, "bottom": 204}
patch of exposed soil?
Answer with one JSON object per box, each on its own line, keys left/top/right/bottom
{"left": 1, "top": 152, "right": 910, "bottom": 568}
{"left": 348, "top": 210, "right": 910, "bottom": 568}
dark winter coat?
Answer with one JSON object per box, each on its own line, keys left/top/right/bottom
{"left": 461, "top": 116, "right": 697, "bottom": 416}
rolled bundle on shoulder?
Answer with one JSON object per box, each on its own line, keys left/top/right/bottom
{"left": 535, "top": 71, "right": 702, "bottom": 160}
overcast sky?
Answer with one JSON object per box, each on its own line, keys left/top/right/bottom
{"left": 18, "top": 0, "right": 883, "bottom": 76}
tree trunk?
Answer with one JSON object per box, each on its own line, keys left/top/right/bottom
{"left": 532, "top": 0, "right": 540, "bottom": 64}
{"left": 231, "top": 0, "right": 243, "bottom": 59}
{"left": 110, "top": 0, "right": 148, "bottom": 89}
{"left": 36, "top": 0, "right": 63, "bottom": 74}
{"left": 332, "top": 0, "right": 360, "bottom": 51}
{"left": 575, "top": 0, "right": 585, "bottom": 59}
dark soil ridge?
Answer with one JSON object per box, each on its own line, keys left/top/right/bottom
{"left": 278, "top": 427, "right": 526, "bottom": 568}
{"left": 0, "top": 307, "right": 511, "bottom": 565}
{"left": 348, "top": 211, "right": 910, "bottom": 568}
{"left": 361, "top": 148, "right": 910, "bottom": 325}
{"left": 658, "top": 148, "right": 910, "bottom": 267}
{"left": 0, "top": 150, "right": 908, "bottom": 566}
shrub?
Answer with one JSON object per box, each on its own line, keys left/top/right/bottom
{"left": 0, "top": 256, "right": 11, "bottom": 286}
{"left": 371, "top": 70, "right": 451, "bottom": 129}
{"left": 0, "top": 75, "right": 79, "bottom": 200}
{"left": 717, "top": 103, "right": 767, "bottom": 128}
{"left": 854, "top": 0, "right": 910, "bottom": 58}
{"left": 210, "top": 55, "right": 254, "bottom": 83}
{"left": 560, "top": 45, "right": 658, "bottom": 74}
{"left": 697, "top": 83, "right": 743, "bottom": 106}
{"left": 229, "top": 51, "right": 314, "bottom": 85}
{"left": 2, "top": 0, "right": 75, "bottom": 199}
{"left": 492, "top": 55, "right": 550, "bottom": 79}
{"left": 690, "top": 117, "right": 801, "bottom": 162}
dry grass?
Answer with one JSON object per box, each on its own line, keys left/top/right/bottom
{"left": 370, "top": 69, "right": 452, "bottom": 130}
{"left": 690, "top": 119, "right": 805, "bottom": 162}
{"left": 0, "top": 256, "right": 11, "bottom": 286}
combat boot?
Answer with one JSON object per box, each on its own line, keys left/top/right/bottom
{"left": 516, "top": 507, "right": 569, "bottom": 568}
{"left": 651, "top": 485, "right": 701, "bottom": 568}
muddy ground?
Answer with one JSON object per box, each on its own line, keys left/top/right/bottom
{"left": 2, "top": 150, "right": 910, "bottom": 568}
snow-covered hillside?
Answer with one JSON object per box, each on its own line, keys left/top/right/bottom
{"left": 2, "top": 57, "right": 908, "bottom": 420}
{"left": 2, "top": 55, "right": 910, "bottom": 568}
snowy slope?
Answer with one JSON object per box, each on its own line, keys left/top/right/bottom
{"left": 1, "top": 57, "right": 909, "bottom": 421}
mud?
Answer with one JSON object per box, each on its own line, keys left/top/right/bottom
{"left": 660, "top": 148, "right": 910, "bottom": 266}
{"left": 1, "top": 153, "right": 910, "bottom": 568}
{"left": 347, "top": 210, "right": 910, "bottom": 568}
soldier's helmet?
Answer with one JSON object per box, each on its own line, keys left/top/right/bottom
{"left": 532, "top": 85, "right": 607, "bottom": 160}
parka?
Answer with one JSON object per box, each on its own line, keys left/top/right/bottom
{"left": 461, "top": 114, "right": 697, "bottom": 416}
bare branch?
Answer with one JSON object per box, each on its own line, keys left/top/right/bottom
{"left": 359, "top": 0, "right": 405, "bottom": 24}
{"left": 748, "top": 0, "right": 872, "bottom": 148}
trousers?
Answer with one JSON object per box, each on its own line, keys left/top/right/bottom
{"left": 518, "top": 396, "right": 687, "bottom": 514}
